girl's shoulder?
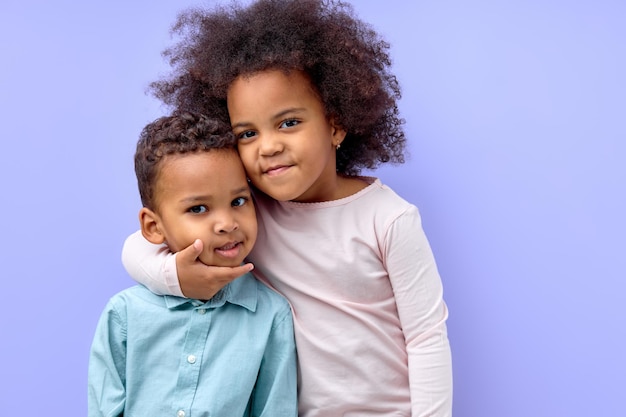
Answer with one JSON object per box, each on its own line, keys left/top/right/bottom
{"left": 355, "top": 176, "right": 414, "bottom": 207}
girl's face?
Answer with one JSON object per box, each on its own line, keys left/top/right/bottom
{"left": 227, "top": 69, "right": 346, "bottom": 203}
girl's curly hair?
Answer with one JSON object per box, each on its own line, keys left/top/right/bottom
{"left": 150, "top": 0, "right": 406, "bottom": 175}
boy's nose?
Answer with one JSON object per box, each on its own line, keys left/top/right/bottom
{"left": 215, "top": 213, "right": 239, "bottom": 234}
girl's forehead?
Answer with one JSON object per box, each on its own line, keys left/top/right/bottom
{"left": 228, "top": 69, "right": 320, "bottom": 102}
{"left": 227, "top": 69, "right": 326, "bottom": 116}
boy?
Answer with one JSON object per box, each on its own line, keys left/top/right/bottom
{"left": 88, "top": 112, "right": 297, "bottom": 417}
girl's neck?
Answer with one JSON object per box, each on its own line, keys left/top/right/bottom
{"left": 333, "top": 175, "right": 369, "bottom": 201}
{"left": 252, "top": 175, "right": 370, "bottom": 204}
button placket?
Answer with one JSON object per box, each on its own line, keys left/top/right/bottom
{"left": 172, "top": 303, "right": 211, "bottom": 415}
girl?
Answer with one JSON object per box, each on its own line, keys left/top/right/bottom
{"left": 123, "top": 0, "right": 452, "bottom": 415}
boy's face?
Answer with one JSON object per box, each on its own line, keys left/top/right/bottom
{"left": 145, "top": 149, "right": 257, "bottom": 267}
{"left": 227, "top": 69, "right": 346, "bottom": 203}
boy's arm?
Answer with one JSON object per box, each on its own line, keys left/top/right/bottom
{"left": 386, "top": 206, "right": 453, "bottom": 417}
{"left": 250, "top": 305, "right": 298, "bottom": 417}
{"left": 88, "top": 301, "right": 127, "bottom": 417}
{"left": 122, "top": 230, "right": 253, "bottom": 299}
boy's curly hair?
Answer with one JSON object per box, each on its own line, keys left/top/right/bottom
{"left": 135, "top": 111, "right": 236, "bottom": 209}
{"left": 150, "top": 0, "right": 406, "bottom": 175}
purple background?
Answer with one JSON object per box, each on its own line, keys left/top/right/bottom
{"left": 1, "top": 0, "right": 624, "bottom": 415}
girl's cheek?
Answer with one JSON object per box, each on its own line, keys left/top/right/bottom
{"left": 239, "top": 152, "right": 256, "bottom": 170}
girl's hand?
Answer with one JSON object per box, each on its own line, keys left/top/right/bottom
{"left": 176, "top": 239, "right": 254, "bottom": 300}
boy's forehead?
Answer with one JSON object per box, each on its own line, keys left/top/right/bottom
{"left": 159, "top": 148, "right": 240, "bottom": 170}
{"left": 155, "top": 149, "right": 245, "bottom": 194}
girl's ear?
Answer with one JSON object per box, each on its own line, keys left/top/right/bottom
{"left": 139, "top": 207, "right": 165, "bottom": 245}
{"left": 330, "top": 118, "right": 347, "bottom": 147}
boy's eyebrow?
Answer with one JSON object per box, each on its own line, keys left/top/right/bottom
{"left": 232, "top": 186, "right": 252, "bottom": 195}
{"left": 179, "top": 187, "right": 250, "bottom": 204}
{"left": 231, "top": 107, "right": 306, "bottom": 129}
{"left": 180, "top": 195, "right": 212, "bottom": 204}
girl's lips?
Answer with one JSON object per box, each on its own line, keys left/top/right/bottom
{"left": 264, "top": 165, "right": 291, "bottom": 177}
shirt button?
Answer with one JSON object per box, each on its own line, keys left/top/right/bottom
{"left": 177, "top": 411, "right": 185, "bottom": 417}
{"left": 187, "top": 354, "right": 196, "bottom": 364}
{"left": 197, "top": 309, "right": 206, "bottom": 315}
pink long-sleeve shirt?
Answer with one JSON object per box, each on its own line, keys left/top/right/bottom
{"left": 123, "top": 177, "right": 452, "bottom": 416}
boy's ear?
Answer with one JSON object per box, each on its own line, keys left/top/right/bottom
{"left": 139, "top": 207, "right": 166, "bottom": 245}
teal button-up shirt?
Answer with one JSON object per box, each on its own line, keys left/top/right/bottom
{"left": 88, "top": 273, "right": 297, "bottom": 417}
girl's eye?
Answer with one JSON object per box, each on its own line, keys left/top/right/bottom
{"left": 189, "top": 205, "right": 207, "bottom": 214}
{"left": 237, "top": 130, "right": 256, "bottom": 141}
{"left": 232, "top": 197, "right": 248, "bottom": 207}
{"left": 280, "top": 119, "right": 299, "bottom": 129}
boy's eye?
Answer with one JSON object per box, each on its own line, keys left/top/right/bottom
{"left": 232, "top": 197, "right": 248, "bottom": 207}
{"left": 280, "top": 119, "right": 299, "bottom": 128}
{"left": 189, "top": 205, "right": 207, "bottom": 214}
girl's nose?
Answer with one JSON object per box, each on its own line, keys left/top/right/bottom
{"left": 258, "top": 132, "right": 284, "bottom": 156}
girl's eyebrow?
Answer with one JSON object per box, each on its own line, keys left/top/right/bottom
{"left": 231, "top": 107, "right": 306, "bottom": 129}
{"left": 272, "top": 107, "right": 306, "bottom": 120}
{"left": 231, "top": 120, "right": 251, "bottom": 129}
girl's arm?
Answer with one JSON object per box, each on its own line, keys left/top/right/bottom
{"left": 121, "top": 230, "right": 254, "bottom": 299}
{"left": 385, "top": 206, "right": 453, "bottom": 417}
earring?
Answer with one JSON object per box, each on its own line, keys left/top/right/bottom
{"left": 336, "top": 143, "right": 341, "bottom": 150}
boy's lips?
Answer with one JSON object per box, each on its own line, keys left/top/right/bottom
{"left": 214, "top": 241, "right": 243, "bottom": 259}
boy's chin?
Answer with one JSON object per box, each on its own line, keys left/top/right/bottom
{"left": 199, "top": 255, "right": 247, "bottom": 268}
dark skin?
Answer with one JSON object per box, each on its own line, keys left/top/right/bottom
{"left": 150, "top": 0, "right": 406, "bottom": 299}
{"left": 176, "top": 239, "right": 253, "bottom": 299}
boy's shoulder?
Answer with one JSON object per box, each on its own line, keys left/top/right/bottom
{"left": 111, "top": 284, "right": 163, "bottom": 299}
{"left": 105, "top": 285, "right": 169, "bottom": 310}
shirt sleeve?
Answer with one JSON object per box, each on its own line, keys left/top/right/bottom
{"left": 121, "top": 230, "right": 184, "bottom": 297}
{"left": 250, "top": 304, "right": 298, "bottom": 417}
{"left": 384, "top": 205, "right": 453, "bottom": 417}
{"left": 88, "top": 300, "right": 127, "bottom": 417}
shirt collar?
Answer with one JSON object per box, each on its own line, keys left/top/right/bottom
{"left": 163, "top": 272, "right": 258, "bottom": 312}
